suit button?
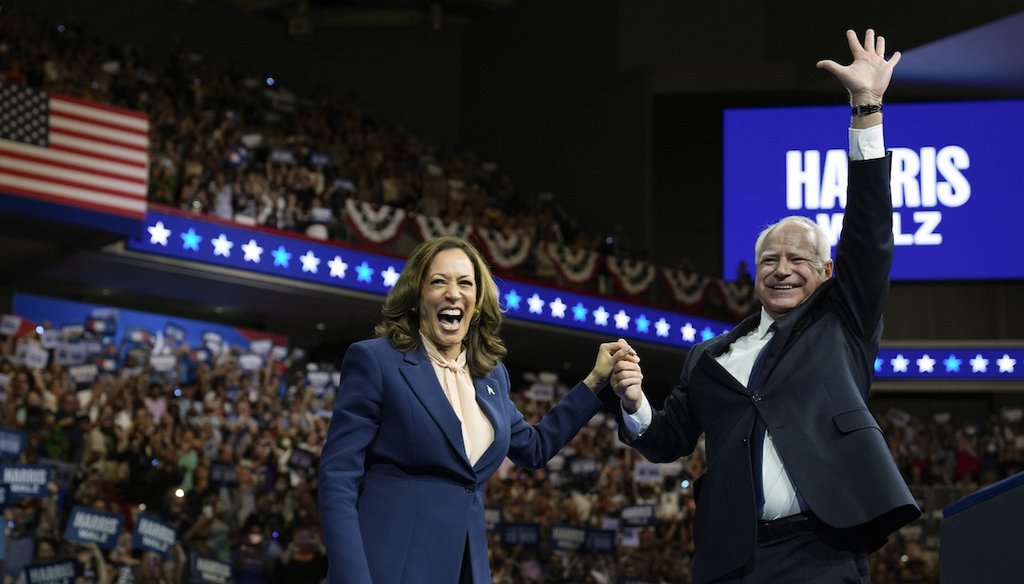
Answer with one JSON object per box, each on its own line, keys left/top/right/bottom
{"left": 752, "top": 394, "right": 762, "bottom": 402}
{"left": 465, "top": 485, "right": 475, "bottom": 493}
{"left": 741, "top": 438, "right": 749, "bottom": 447}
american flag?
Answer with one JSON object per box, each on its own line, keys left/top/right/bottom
{"left": 0, "top": 81, "right": 148, "bottom": 219}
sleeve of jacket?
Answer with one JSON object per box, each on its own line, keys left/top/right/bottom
{"left": 504, "top": 364, "right": 604, "bottom": 470}
{"left": 318, "top": 341, "right": 382, "bottom": 584}
{"left": 833, "top": 154, "right": 894, "bottom": 342}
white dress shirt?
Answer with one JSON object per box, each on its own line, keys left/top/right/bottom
{"left": 623, "top": 124, "right": 885, "bottom": 520}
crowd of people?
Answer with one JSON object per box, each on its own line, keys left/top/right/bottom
{"left": 1, "top": 316, "right": 1021, "bottom": 583}
{"left": 0, "top": 7, "right": 755, "bottom": 321}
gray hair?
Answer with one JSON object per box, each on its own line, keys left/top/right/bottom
{"left": 753, "top": 216, "right": 832, "bottom": 273}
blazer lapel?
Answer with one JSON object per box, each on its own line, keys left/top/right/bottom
{"left": 471, "top": 374, "right": 502, "bottom": 469}
{"left": 697, "top": 314, "right": 759, "bottom": 394}
{"left": 399, "top": 347, "right": 470, "bottom": 466}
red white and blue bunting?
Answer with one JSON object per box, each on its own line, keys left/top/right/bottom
{"left": 412, "top": 213, "right": 474, "bottom": 242}
{"left": 476, "top": 228, "right": 533, "bottom": 270}
{"left": 542, "top": 242, "right": 601, "bottom": 284}
{"left": 344, "top": 199, "right": 407, "bottom": 244}
{"left": 606, "top": 256, "right": 656, "bottom": 296}
{"left": 661, "top": 267, "right": 706, "bottom": 305}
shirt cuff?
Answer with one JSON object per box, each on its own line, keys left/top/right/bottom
{"left": 622, "top": 394, "right": 652, "bottom": 438}
{"left": 849, "top": 124, "right": 885, "bottom": 161}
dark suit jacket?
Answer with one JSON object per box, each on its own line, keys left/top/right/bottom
{"left": 625, "top": 154, "right": 920, "bottom": 584}
{"left": 319, "top": 337, "right": 603, "bottom": 583}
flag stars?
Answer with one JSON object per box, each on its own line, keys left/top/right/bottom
{"left": 613, "top": 310, "right": 630, "bottom": 330}
{"left": 211, "top": 234, "right": 233, "bottom": 257}
{"left": 970, "top": 354, "right": 989, "bottom": 373}
{"left": 572, "top": 303, "right": 588, "bottom": 322}
{"left": 271, "top": 246, "right": 292, "bottom": 268}
{"left": 654, "top": 318, "right": 670, "bottom": 338}
{"left": 997, "top": 354, "right": 1017, "bottom": 373}
{"left": 916, "top": 354, "right": 936, "bottom": 373}
{"left": 943, "top": 354, "right": 962, "bottom": 373}
{"left": 874, "top": 358, "right": 883, "bottom": 373}
{"left": 355, "top": 262, "right": 374, "bottom": 283}
{"left": 147, "top": 221, "right": 171, "bottom": 246}
{"left": 527, "top": 294, "right": 545, "bottom": 314}
{"left": 381, "top": 266, "right": 400, "bottom": 288}
{"left": 680, "top": 323, "right": 696, "bottom": 343}
{"left": 549, "top": 298, "right": 567, "bottom": 319}
{"left": 593, "top": 306, "right": 610, "bottom": 326}
{"left": 891, "top": 354, "right": 909, "bottom": 373}
{"left": 300, "top": 251, "right": 320, "bottom": 274}
{"left": 241, "top": 239, "right": 263, "bottom": 263}
{"left": 700, "top": 327, "right": 715, "bottom": 341}
{"left": 328, "top": 256, "right": 348, "bottom": 278}
{"left": 180, "top": 228, "right": 202, "bottom": 251}
{"left": 504, "top": 290, "right": 522, "bottom": 311}
{"left": 635, "top": 314, "right": 650, "bottom": 334}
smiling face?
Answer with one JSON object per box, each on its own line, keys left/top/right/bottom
{"left": 755, "top": 221, "right": 833, "bottom": 319}
{"left": 418, "top": 248, "right": 478, "bottom": 359}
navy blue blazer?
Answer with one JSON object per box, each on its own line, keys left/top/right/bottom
{"left": 624, "top": 155, "right": 920, "bottom": 584}
{"left": 319, "top": 337, "right": 603, "bottom": 583}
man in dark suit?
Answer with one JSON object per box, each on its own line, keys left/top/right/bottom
{"left": 610, "top": 29, "right": 920, "bottom": 583}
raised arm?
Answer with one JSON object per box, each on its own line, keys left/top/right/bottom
{"left": 816, "top": 29, "right": 901, "bottom": 129}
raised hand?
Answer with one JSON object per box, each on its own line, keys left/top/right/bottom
{"left": 816, "top": 29, "right": 901, "bottom": 106}
{"left": 584, "top": 338, "right": 635, "bottom": 392}
{"left": 610, "top": 351, "right": 644, "bottom": 414}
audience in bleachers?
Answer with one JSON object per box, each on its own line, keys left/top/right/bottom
{"left": 3, "top": 318, "right": 1022, "bottom": 583}
{"left": 0, "top": 7, "right": 756, "bottom": 321}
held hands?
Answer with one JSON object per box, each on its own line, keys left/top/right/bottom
{"left": 816, "top": 29, "right": 901, "bottom": 107}
{"left": 611, "top": 350, "right": 644, "bottom": 414}
{"left": 584, "top": 338, "right": 636, "bottom": 392}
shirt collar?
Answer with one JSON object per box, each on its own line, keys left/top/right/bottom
{"left": 757, "top": 307, "right": 777, "bottom": 339}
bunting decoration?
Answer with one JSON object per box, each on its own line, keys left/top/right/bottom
{"left": 718, "top": 280, "right": 758, "bottom": 316}
{"left": 606, "top": 256, "right": 656, "bottom": 295}
{"left": 344, "top": 199, "right": 407, "bottom": 244}
{"left": 661, "top": 267, "right": 707, "bottom": 305}
{"left": 411, "top": 213, "right": 473, "bottom": 242}
{"left": 542, "top": 242, "right": 601, "bottom": 284}
{"left": 476, "top": 228, "right": 533, "bottom": 270}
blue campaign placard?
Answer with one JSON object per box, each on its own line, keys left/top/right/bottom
{"left": 723, "top": 99, "right": 1024, "bottom": 281}
{"left": 63, "top": 506, "right": 123, "bottom": 550}
{"left": 1, "top": 465, "right": 50, "bottom": 499}
{"left": 549, "top": 525, "right": 587, "bottom": 551}
{"left": 0, "top": 429, "right": 26, "bottom": 463}
{"left": 23, "top": 560, "right": 77, "bottom": 584}
{"left": 190, "top": 554, "right": 234, "bottom": 584}
{"left": 620, "top": 504, "right": 657, "bottom": 527}
{"left": 501, "top": 523, "right": 539, "bottom": 548}
{"left": 133, "top": 514, "right": 178, "bottom": 558}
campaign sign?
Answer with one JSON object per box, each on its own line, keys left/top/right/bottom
{"left": 190, "top": 554, "right": 234, "bottom": 584}
{"left": 133, "top": 514, "right": 177, "bottom": 558}
{"left": 287, "top": 448, "right": 317, "bottom": 471}
{"left": 0, "top": 315, "right": 22, "bottom": 335}
{"left": 0, "top": 484, "right": 11, "bottom": 511}
{"left": 620, "top": 504, "right": 657, "bottom": 527}
{"left": 568, "top": 457, "right": 599, "bottom": 477}
{"left": 23, "top": 560, "right": 77, "bottom": 584}
{"left": 501, "top": 523, "right": 539, "bottom": 548}
{"left": 484, "top": 507, "right": 502, "bottom": 531}
{"left": 0, "top": 428, "right": 26, "bottom": 463}
{"left": 723, "top": 99, "right": 1024, "bottom": 281}
{"left": 2, "top": 464, "right": 50, "bottom": 499}
{"left": 584, "top": 529, "right": 616, "bottom": 555}
{"left": 16, "top": 343, "right": 49, "bottom": 370}
{"left": 550, "top": 525, "right": 587, "bottom": 551}
{"left": 208, "top": 463, "right": 239, "bottom": 487}
{"left": 39, "top": 459, "right": 76, "bottom": 490}
{"left": 64, "top": 506, "right": 123, "bottom": 549}
{"left": 633, "top": 461, "right": 662, "bottom": 484}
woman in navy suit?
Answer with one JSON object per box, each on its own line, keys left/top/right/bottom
{"left": 319, "top": 236, "right": 632, "bottom": 583}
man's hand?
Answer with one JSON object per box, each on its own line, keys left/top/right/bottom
{"left": 610, "top": 353, "right": 644, "bottom": 414}
{"left": 584, "top": 338, "right": 635, "bottom": 392}
{"left": 817, "top": 29, "right": 901, "bottom": 106}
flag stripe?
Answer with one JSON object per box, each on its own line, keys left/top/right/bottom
{"left": 49, "top": 132, "right": 148, "bottom": 165}
{"left": 0, "top": 139, "right": 148, "bottom": 181}
{"left": 0, "top": 82, "right": 148, "bottom": 220}
{"left": 50, "top": 96, "right": 149, "bottom": 130}
{"left": 0, "top": 155, "right": 146, "bottom": 197}
{"left": 49, "top": 116, "right": 148, "bottom": 149}
{"left": 0, "top": 175, "right": 147, "bottom": 214}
